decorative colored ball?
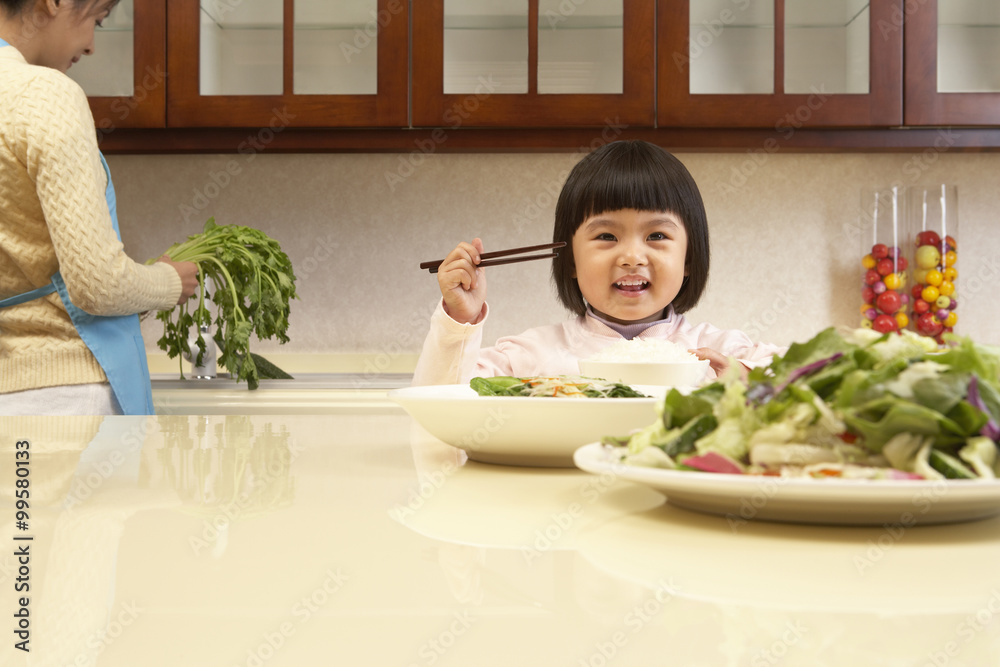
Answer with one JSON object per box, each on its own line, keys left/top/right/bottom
{"left": 914, "top": 299, "right": 930, "bottom": 314}
{"left": 860, "top": 318, "right": 873, "bottom": 329}
{"left": 916, "top": 230, "right": 942, "bottom": 247}
{"left": 945, "top": 235, "right": 957, "bottom": 250}
{"left": 936, "top": 308, "right": 950, "bottom": 321}
{"left": 876, "top": 291, "right": 902, "bottom": 315}
{"left": 865, "top": 269, "right": 881, "bottom": 286}
{"left": 948, "top": 297, "right": 958, "bottom": 310}
{"left": 916, "top": 312, "right": 944, "bottom": 337}
{"left": 944, "top": 250, "right": 957, "bottom": 267}
{"left": 944, "top": 312, "right": 958, "bottom": 328}
{"left": 873, "top": 281, "right": 887, "bottom": 295}
{"left": 872, "top": 243, "right": 889, "bottom": 259}
{"left": 895, "top": 256, "right": 908, "bottom": 272}
{"left": 876, "top": 258, "right": 895, "bottom": 276}
{"left": 935, "top": 295, "right": 951, "bottom": 310}
{"left": 939, "top": 281, "right": 955, "bottom": 297}
{"left": 862, "top": 254, "right": 876, "bottom": 269}
{"left": 913, "top": 268, "right": 929, "bottom": 285}
{"left": 925, "top": 269, "right": 943, "bottom": 287}
{"left": 883, "top": 273, "right": 901, "bottom": 291}
{"left": 895, "top": 312, "right": 909, "bottom": 329}
{"left": 943, "top": 267, "right": 958, "bottom": 282}
{"left": 865, "top": 308, "right": 878, "bottom": 320}
{"left": 900, "top": 294, "right": 910, "bottom": 305}
{"left": 911, "top": 284, "right": 925, "bottom": 300}
{"left": 921, "top": 285, "right": 940, "bottom": 303}
{"left": 873, "top": 314, "right": 899, "bottom": 334}
{"left": 916, "top": 245, "right": 942, "bottom": 270}
{"left": 861, "top": 286, "right": 875, "bottom": 303}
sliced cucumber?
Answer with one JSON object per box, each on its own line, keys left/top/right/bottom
{"left": 928, "top": 449, "right": 977, "bottom": 480}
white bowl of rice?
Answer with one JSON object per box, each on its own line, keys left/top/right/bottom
{"left": 578, "top": 339, "right": 710, "bottom": 388}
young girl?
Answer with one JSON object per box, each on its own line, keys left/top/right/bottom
{"left": 413, "top": 140, "right": 783, "bottom": 386}
{"left": 0, "top": 0, "right": 198, "bottom": 415}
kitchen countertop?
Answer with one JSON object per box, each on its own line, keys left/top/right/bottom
{"left": 4, "top": 412, "right": 1000, "bottom": 665}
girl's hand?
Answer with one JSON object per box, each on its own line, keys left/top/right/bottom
{"left": 157, "top": 255, "right": 199, "bottom": 304}
{"left": 437, "top": 239, "right": 487, "bottom": 324}
{"left": 690, "top": 347, "right": 749, "bottom": 381}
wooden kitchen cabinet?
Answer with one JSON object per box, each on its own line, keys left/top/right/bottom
{"left": 165, "top": 0, "right": 408, "bottom": 127}
{"left": 411, "top": 0, "right": 655, "bottom": 128}
{"left": 658, "top": 0, "right": 903, "bottom": 128}
{"left": 904, "top": 0, "right": 1000, "bottom": 125}
{"left": 67, "top": 0, "right": 167, "bottom": 129}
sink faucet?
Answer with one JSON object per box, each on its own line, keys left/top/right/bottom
{"left": 185, "top": 325, "right": 217, "bottom": 379}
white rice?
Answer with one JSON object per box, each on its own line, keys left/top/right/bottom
{"left": 587, "top": 338, "right": 699, "bottom": 363}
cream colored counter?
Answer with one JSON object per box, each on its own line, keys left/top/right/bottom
{"left": 3, "top": 413, "right": 1000, "bottom": 666}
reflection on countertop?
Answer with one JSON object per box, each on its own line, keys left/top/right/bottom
{"left": 3, "top": 413, "right": 1000, "bottom": 665}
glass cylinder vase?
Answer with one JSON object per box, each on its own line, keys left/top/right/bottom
{"left": 906, "top": 185, "right": 959, "bottom": 344}
{"left": 859, "top": 187, "right": 909, "bottom": 335}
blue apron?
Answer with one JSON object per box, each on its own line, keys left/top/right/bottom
{"left": 0, "top": 46, "right": 155, "bottom": 415}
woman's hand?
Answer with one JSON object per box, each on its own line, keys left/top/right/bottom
{"left": 437, "top": 238, "right": 487, "bottom": 325}
{"left": 690, "top": 347, "right": 749, "bottom": 381}
{"left": 157, "top": 255, "right": 199, "bottom": 304}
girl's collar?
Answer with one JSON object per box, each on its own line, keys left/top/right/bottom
{"left": 584, "top": 305, "right": 676, "bottom": 340}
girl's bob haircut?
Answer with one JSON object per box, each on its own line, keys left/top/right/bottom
{"left": 551, "top": 140, "right": 710, "bottom": 316}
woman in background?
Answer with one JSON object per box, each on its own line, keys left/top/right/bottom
{"left": 0, "top": 0, "right": 198, "bottom": 415}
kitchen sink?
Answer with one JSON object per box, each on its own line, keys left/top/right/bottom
{"left": 150, "top": 372, "right": 413, "bottom": 415}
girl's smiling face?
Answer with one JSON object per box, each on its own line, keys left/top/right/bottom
{"left": 571, "top": 208, "right": 688, "bottom": 325}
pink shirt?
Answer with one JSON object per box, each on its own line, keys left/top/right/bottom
{"left": 413, "top": 300, "right": 786, "bottom": 386}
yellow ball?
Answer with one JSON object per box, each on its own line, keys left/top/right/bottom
{"left": 862, "top": 254, "right": 876, "bottom": 269}
{"left": 944, "top": 312, "right": 958, "bottom": 328}
{"left": 884, "top": 273, "right": 901, "bottom": 290}
{"left": 860, "top": 318, "right": 873, "bottom": 329}
{"left": 925, "top": 270, "right": 943, "bottom": 287}
{"left": 914, "top": 268, "right": 929, "bottom": 285}
{"left": 895, "top": 312, "right": 909, "bottom": 329}
{"left": 939, "top": 280, "right": 955, "bottom": 296}
{"left": 944, "top": 267, "right": 958, "bottom": 282}
{"left": 945, "top": 250, "right": 957, "bottom": 267}
{"left": 922, "top": 285, "right": 940, "bottom": 303}
{"left": 916, "top": 245, "right": 941, "bottom": 270}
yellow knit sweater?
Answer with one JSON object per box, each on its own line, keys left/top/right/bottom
{"left": 0, "top": 45, "right": 180, "bottom": 394}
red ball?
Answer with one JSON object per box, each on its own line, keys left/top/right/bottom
{"left": 865, "top": 269, "right": 881, "bottom": 285}
{"left": 876, "top": 258, "right": 894, "bottom": 276}
{"left": 913, "top": 299, "right": 930, "bottom": 314}
{"left": 873, "top": 314, "right": 899, "bottom": 333}
{"left": 895, "top": 256, "right": 908, "bottom": 272}
{"left": 916, "top": 312, "right": 944, "bottom": 337}
{"left": 911, "top": 284, "right": 925, "bottom": 300}
{"left": 872, "top": 243, "right": 890, "bottom": 259}
{"left": 876, "top": 290, "right": 901, "bottom": 315}
{"left": 917, "top": 230, "right": 941, "bottom": 247}
{"left": 861, "top": 286, "right": 875, "bottom": 304}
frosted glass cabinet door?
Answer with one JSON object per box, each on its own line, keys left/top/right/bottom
{"left": 167, "top": 0, "right": 408, "bottom": 127}
{"left": 414, "top": 0, "right": 653, "bottom": 128}
{"left": 67, "top": 0, "right": 166, "bottom": 129}
{"left": 658, "top": 0, "right": 900, "bottom": 128}
{"left": 905, "top": 0, "right": 1000, "bottom": 125}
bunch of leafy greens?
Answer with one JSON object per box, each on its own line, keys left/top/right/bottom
{"left": 607, "top": 328, "right": 1000, "bottom": 480}
{"left": 152, "top": 218, "right": 298, "bottom": 390}
{"left": 471, "top": 376, "right": 647, "bottom": 398}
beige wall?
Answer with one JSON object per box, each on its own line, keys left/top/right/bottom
{"left": 108, "top": 150, "right": 1000, "bottom": 367}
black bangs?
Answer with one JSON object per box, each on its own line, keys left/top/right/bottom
{"left": 573, "top": 144, "right": 693, "bottom": 222}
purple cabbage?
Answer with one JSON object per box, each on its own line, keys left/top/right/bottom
{"left": 773, "top": 352, "right": 845, "bottom": 396}
{"left": 967, "top": 375, "right": 1000, "bottom": 441}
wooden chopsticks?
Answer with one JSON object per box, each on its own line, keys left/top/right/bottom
{"left": 420, "top": 242, "right": 567, "bottom": 274}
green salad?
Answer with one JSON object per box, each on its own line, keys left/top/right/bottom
{"left": 604, "top": 328, "right": 1000, "bottom": 480}
{"left": 471, "top": 376, "right": 647, "bottom": 398}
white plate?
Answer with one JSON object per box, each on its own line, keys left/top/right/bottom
{"left": 573, "top": 442, "right": 1000, "bottom": 525}
{"left": 389, "top": 384, "right": 662, "bottom": 467}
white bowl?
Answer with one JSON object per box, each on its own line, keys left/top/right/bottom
{"left": 389, "top": 384, "right": 662, "bottom": 467}
{"left": 578, "top": 358, "right": 710, "bottom": 388}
